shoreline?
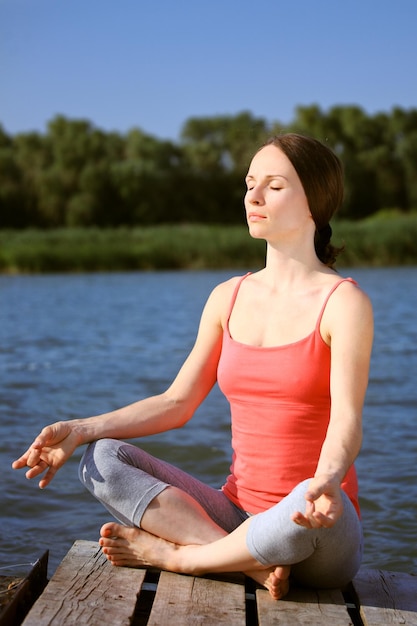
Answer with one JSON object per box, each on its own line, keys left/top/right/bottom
{"left": 1, "top": 216, "right": 417, "bottom": 274}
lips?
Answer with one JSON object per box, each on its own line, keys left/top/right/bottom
{"left": 248, "top": 212, "right": 266, "bottom": 221}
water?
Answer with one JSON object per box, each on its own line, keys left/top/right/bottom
{"left": 1, "top": 268, "right": 416, "bottom": 578}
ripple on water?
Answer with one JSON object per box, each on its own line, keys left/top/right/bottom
{"left": 2, "top": 268, "right": 417, "bottom": 575}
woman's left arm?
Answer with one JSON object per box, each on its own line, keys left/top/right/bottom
{"left": 293, "top": 281, "right": 374, "bottom": 529}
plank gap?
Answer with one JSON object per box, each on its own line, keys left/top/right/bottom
{"left": 342, "top": 585, "right": 365, "bottom": 626}
{"left": 131, "top": 569, "right": 160, "bottom": 626}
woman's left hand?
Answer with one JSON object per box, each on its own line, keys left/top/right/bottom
{"left": 291, "top": 475, "right": 344, "bottom": 529}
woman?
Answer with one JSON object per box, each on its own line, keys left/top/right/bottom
{"left": 13, "top": 133, "right": 373, "bottom": 600}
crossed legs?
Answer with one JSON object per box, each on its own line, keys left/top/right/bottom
{"left": 98, "top": 488, "right": 290, "bottom": 599}
{"left": 80, "top": 439, "right": 361, "bottom": 599}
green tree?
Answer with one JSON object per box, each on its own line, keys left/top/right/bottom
{"left": 0, "top": 127, "right": 29, "bottom": 227}
{"left": 181, "top": 111, "right": 269, "bottom": 173}
{"left": 12, "top": 131, "right": 51, "bottom": 226}
{"left": 1, "top": 108, "right": 417, "bottom": 229}
{"left": 109, "top": 128, "right": 184, "bottom": 224}
{"left": 391, "top": 108, "right": 417, "bottom": 208}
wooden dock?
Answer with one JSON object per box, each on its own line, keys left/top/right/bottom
{"left": 16, "top": 540, "right": 417, "bottom": 625}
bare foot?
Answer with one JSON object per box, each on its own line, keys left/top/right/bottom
{"left": 247, "top": 565, "right": 291, "bottom": 600}
{"left": 265, "top": 565, "right": 291, "bottom": 600}
{"left": 99, "top": 522, "right": 179, "bottom": 571}
{"left": 100, "top": 521, "right": 290, "bottom": 600}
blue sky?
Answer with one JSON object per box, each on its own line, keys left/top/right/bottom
{"left": 1, "top": 0, "right": 416, "bottom": 141}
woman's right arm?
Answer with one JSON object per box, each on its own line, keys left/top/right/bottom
{"left": 12, "top": 279, "right": 234, "bottom": 488}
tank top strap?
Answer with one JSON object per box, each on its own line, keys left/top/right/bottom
{"left": 315, "top": 277, "right": 357, "bottom": 331}
{"left": 226, "top": 272, "right": 252, "bottom": 323}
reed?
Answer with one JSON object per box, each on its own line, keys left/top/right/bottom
{"left": 0, "top": 213, "right": 416, "bottom": 273}
{"left": 333, "top": 211, "right": 417, "bottom": 267}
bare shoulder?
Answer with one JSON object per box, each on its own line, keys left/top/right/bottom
{"left": 321, "top": 277, "right": 373, "bottom": 342}
{"left": 207, "top": 275, "right": 243, "bottom": 303}
{"left": 202, "top": 274, "right": 248, "bottom": 327}
{"left": 331, "top": 278, "right": 373, "bottom": 315}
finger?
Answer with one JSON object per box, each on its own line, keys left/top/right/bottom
{"left": 12, "top": 438, "right": 47, "bottom": 469}
{"left": 12, "top": 454, "right": 31, "bottom": 469}
{"left": 32, "top": 429, "right": 54, "bottom": 448}
{"left": 26, "top": 447, "right": 46, "bottom": 467}
{"left": 314, "top": 511, "right": 337, "bottom": 527}
{"left": 305, "top": 510, "right": 335, "bottom": 529}
{"left": 30, "top": 424, "right": 59, "bottom": 450}
{"left": 25, "top": 461, "right": 49, "bottom": 480}
{"left": 305, "top": 502, "right": 326, "bottom": 528}
{"left": 305, "top": 488, "right": 318, "bottom": 500}
{"left": 305, "top": 487, "right": 327, "bottom": 503}
{"left": 306, "top": 514, "right": 322, "bottom": 529}
{"left": 22, "top": 430, "right": 51, "bottom": 453}
{"left": 305, "top": 500, "right": 315, "bottom": 514}
{"left": 38, "top": 466, "right": 58, "bottom": 489}
{"left": 291, "top": 510, "right": 305, "bottom": 521}
{"left": 291, "top": 512, "right": 313, "bottom": 529}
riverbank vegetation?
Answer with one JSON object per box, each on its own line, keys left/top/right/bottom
{"left": 1, "top": 212, "right": 416, "bottom": 273}
{"left": 1, "top": 106, "right": 417, "bottom": 230}
{"left": 1, "top": 105, "right": 416, "bottom": 272}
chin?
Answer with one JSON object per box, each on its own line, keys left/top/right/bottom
{"left": 247, "top": 225, "right": 266, "bottom": 240}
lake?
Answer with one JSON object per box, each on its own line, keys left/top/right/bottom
{"left": 1, "top": 267, "right": 416, "bottom": 578}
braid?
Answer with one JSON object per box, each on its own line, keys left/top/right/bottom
{"left": 314, "top": 224, "right": 344, "bottom": 267}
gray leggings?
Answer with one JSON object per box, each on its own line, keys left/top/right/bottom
{"left": 79, "top": 438, "right": 363, "bottom": 588}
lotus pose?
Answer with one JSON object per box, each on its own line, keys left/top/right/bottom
{"left": 13, "top": 133, "right": 373, "bottom": 600}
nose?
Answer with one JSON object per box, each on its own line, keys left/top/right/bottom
{"left": 246, "top": 186, "right": 264, "bottom": 205}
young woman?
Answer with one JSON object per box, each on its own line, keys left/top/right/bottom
{"left": 13, "top": 133, "right": 373, "bottom": 600}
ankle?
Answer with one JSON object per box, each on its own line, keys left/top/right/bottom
{"left": 174, "top": 545, "right": 205, "bottom": 576}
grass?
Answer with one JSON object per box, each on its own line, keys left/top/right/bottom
{"left": 0, "top": 212, "right": 416, "bottom": 273}
{"left": 333, "top": 211, "right": 417, "bottom": 267}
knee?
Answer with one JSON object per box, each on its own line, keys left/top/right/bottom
{"left": 78, "top": 438, "right": 120, "bottom": 489}
{"left": 282, "top": 478, "right": 313, "bottom": 510}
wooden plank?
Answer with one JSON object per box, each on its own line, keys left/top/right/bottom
{"left": 147, "top": 571, "right": 246, "bottom": 625}
{"left": 20, "top": 538, "right": 417, "bottom": 626}
{"left": 256, "top": 586, "right": 352, "bottom": 626}
{"left": 352, "top": 568, "right": 417, "bottom": 626}
{"left": 22, "top": 540, "right": 146, "bottom": 626}
{"left": 0, "top": 551, "right": 48, "bottom": 626}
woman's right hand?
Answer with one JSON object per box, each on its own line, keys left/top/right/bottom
{"left": 12, "top": 421, "right": 82, "bottom": 488}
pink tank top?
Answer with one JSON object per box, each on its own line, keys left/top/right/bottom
{"left": 218, "top": 273, "right": 360, "bottom": 516}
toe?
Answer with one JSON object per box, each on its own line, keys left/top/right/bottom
{"left": 100, "top": 521, "right": 126, "bottom": 538}
{"left": 100, "top": 522, "right": 116, "bottom": 537}
{"left": 99, "top": 536, "right": 118, "bottom": 548}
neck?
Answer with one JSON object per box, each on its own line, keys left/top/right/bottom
{"left": 261, "top": 241, "right": 328, "bottom": 290}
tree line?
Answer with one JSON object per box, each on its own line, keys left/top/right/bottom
{"left": 1, "top": 105, "right": 416, "bottom": 229}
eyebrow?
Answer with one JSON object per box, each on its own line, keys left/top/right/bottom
{"left": 245, "top": 174, "right": 288, "bottom": 181}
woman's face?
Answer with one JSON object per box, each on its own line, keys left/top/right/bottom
{"left": 244, "top": 145, "right": 313, "bottom": 241}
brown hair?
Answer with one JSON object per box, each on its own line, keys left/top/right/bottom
{"left": 264, "top": 133, "right": 344, "bottom": 267}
